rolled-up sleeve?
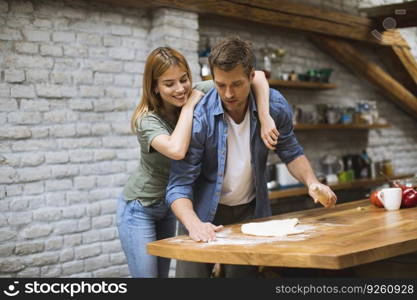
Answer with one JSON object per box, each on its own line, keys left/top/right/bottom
{"left": 166, "top": 116, "right": 206, "bottom": 206}
{"left": 193, "top": 80, "right": 214, "bottom": 94}
{"left": 273, "top": 93, "right": 304, "bottom": 164}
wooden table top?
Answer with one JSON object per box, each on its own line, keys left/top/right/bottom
{"left": 147, "top": 199, "right": 417, "bottom": 269}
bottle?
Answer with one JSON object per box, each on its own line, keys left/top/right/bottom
{"left": 201, "top": 63, "right": 211, "bottom": 81}
{"left": 370, "top": 101, "right": 378, "bottom": 125}
{"left": 360, "top": 150, "right": 372, "bottom": 178}
{"left": 289, "top": 70, "right": 297, "bottom": 81}
{"left": 384, "top": 160, "right": 394, "bottom": 177}
{"left": 340, "top": 155, "right": 354, "bottom": 182}
{"left": 199, "top": 56, "right": 211, "bottom": 81}
{"left": 368, "top": 151, "right": 377, "bottom": 179}
{"left": 199, "top": 36, "right": 212, "bottom": 81}
{"left": 263, "top": 54, "right": 271, "bottom": 79}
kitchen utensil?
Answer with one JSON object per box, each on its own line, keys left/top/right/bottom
{"left": 342, "top": 154, "right": 365, "bottom": 179}
{"left": 321, "top": 154, "right": 344, "bottom": 184}
{"left": 321, "top": 155, "right": 343, "bottom": 174}
{"left": 299, "top": 104, "right": 318, "bottom": 124}
{"left": 326, "top": 106, "right": 342, "bottom": 124}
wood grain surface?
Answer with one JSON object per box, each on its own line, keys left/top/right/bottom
{"left": 268, "top": 79, "right": 337, "bottom": 90}
{"left": 147, "top": 199, "right": 417, "bottom": 269}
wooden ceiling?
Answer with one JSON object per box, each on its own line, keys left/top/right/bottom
{"left": 310, "top": 34, "right": 417, "bottom": 118}
{"left": 95, "top": 0, "right": 409, "bottom": 47}
{"left": 360, "top": 0, "right": 417, "bottom": 29}
{"left": 93, "top": 0, "right": 417, "bottom": 117}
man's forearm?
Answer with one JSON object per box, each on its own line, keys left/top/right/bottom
{"left": 287, "top": 155, "right": 337, "bottom": 208}
{"left": 171, "top": 198, "right": 202, "bottom": 230}
{"left": 286, "top": 155, "right": 319, "bottom": 187}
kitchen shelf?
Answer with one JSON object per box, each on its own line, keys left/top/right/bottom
{"left": 294, "top": 123, "right": 391, "bottom": 130}
{"left": 269, "top": 174, "right": 413, "bottom": 200}
{"left": 268, "top": 79, "right": 336, "bottom": 90}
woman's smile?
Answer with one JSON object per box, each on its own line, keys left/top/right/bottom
{"left": 156, "top": 64, "right": 191, "bottom": 109}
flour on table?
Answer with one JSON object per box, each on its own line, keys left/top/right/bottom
{"left": 167, "top": 222, "right": 314, "bottom": 246}
{"left": 241, "top": 218, "right": 303, "bottom": 237}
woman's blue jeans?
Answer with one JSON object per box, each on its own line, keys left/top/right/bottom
{"left": 116, "top": 194, "right": 176, "bottom": 278}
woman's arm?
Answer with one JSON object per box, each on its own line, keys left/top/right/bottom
{"left": 253, "top": 70, "right": 279, "bottom": 150}
{"left": 151, "top": 89, "right": 204, "bottom": 160}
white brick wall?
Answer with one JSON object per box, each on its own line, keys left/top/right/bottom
{"left": 0, "top": 0, "right": 199, "bottom": 278}
{"left": 1, "top": 0, "right": 415, "bottom": 279}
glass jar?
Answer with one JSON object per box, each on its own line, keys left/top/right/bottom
{"left": 383, "top": 160, "right": 394, "bottom": 177}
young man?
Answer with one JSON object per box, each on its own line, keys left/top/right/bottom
{"left": 166, "top": 36, "right": 337, "bottom": 277}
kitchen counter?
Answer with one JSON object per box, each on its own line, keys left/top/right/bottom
{"left": 269, "top": 174, "right": 413, "bottom": 200}
{"left": 147, "top": 199, "right": 417, "bottom": 270}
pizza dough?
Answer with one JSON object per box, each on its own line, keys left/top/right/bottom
{"left": 241, "top": 218, "right": 301, "bottom": 237}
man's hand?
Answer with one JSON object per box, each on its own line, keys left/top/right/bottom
{"left": 187, "top": 221, "right": 224, "bottom": 242}
{"left": 308, "top": 182, "right": 337, "bottom": 208}
{"left": 171, "top": 198, "right": 223, "bottom": 242}
{"left": 260, "top": 115, "right": 279, "bottom": 150}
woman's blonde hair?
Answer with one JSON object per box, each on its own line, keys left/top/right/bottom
{"left": 130, "top": 47, "right": 192, "bottom": 133}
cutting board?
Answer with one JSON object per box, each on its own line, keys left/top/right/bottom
{"left": 147, "top": 199, "right": 417, "bottom": 269}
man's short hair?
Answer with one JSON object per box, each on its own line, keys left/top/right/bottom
{"left": 208, "top": 36, "right": 255, "bottom": 78}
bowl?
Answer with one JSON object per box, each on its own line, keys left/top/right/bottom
{"left": 318, "top": 68, "right": 333, "bottom": 83}
{"left": 297, "top": 74, "right": 309, "bottom": 81}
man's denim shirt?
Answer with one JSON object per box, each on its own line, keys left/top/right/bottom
{"left": 166, "top": 87, "right": 304, "bottom": 223}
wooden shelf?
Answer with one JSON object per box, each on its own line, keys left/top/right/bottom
{"left": 294, "top": 123, "right": 391, "bottom": 130}
{"left": 269, "top": 174, "right": 413, "bottom": 200}
{"left": 268, "top": 79, "right": 336, "bottom": 90}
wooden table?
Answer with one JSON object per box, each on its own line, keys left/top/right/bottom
{"left": 147, "top": 199, "right": 417, "bottom": 270}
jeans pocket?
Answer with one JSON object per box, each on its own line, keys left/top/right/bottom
{"left": 116, "top": 194, "right": 126, "bottom": 227}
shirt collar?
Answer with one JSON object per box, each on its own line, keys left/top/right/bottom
{"left": 213, "top": 89, "right": 258, "bottom": 117}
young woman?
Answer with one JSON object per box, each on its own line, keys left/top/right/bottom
{"left": 116, "top": 47, "right": 278, "bottom": 278}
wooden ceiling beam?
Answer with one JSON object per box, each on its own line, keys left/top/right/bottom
{"left": 360, "top": 0, "right": 417, "bottom": 28}
{"left": 229, "top": 0, "right": 371, "bottom": 27}
{"left": 309, "top": 34, "right": 417, "bottom": 119}
{"left": 93, "top": 1, "right": 416, "bottom": 103}
{"left": 92, "top": 0, "right": 409, "bottom": 47}
{"left": 377, "top": 45, "right": 417, "bottom": 95}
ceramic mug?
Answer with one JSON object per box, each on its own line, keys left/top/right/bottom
{"left": 377, "top": 187, "right": 402, "bottom": 211}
